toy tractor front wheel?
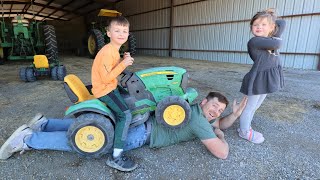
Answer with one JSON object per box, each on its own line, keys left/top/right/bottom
{"left": 67, "top": 113, "right": 114, "bottom": 158}
{"left": 155, "top": 96, "right": 191, "bottom": 129}
{"left": 87, "top": 29, "right": 105, "bottom": 59}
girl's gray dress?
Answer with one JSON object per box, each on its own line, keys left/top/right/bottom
{"left": 240, "top": 20, "right": 286, "bottom": 95}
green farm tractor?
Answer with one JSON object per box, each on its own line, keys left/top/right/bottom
{"left": 87, "top": 9, "right": 136, "bottom": 58}
{"left": 0, "top": 15, "right": 58, "bottom": 64}
{"left": 63, "top": 66, "right": 198, "bottom": 158}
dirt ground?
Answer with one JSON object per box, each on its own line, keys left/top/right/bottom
{"left": 0, "top": 55, "right": 320, "bottom": 179}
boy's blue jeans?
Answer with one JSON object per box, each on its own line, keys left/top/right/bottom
{"left": 25, "top": 118, "right": 148, "bottom": 152}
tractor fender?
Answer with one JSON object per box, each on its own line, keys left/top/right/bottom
{"left": 65, "top": 100, "right": 116, "bottom": 124}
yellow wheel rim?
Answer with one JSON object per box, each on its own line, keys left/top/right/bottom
{"left": 0, "top": 47, "right": 3, "bottom": 59}
{"left": 75, "top": 126, "right": 105, "bottom": 153}
{"left": 88, "top": 35, "right": 96, "bottom": 55}
{"left": 163, "top": 105, "right": 186, "bottom": 126}
{"left": 0, "top": 39, "right": 3, "bottom": 59}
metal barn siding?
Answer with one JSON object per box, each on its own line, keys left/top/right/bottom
{"left": 117, "top": 0, "right": 320, "bottom": 70}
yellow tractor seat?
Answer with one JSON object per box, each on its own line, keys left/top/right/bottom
{"left": 33, "top": 55, "right": 49, "bottom": 68}
{"left": 64, "top": 74, "right": 95, "bottom": 104}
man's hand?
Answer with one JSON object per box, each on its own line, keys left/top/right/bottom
{"left": 214, "top": 128, "right": 225, "bottom": 140}
{"left": 217, "top": 95, "right": 248, "bottom": 130}
{"left": 232, "top": 96, "right": 248, "bottom": 117}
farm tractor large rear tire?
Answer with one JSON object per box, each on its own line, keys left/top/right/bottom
{"left": 120, "top": 33, "right": 137, "bottom": 55}
{"left": 67, "top": 113, "right": 114, "bottom": 158}
{"left": 155, "top": 96, "right": 191, "bottom": 129}
{"left": 43, "top": 25, "right": 58, "bottom": 63}
{"left": 87, "top": 29, "right": 105, "bottom": 59}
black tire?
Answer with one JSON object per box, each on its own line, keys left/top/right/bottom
{"left": 87, "top": 29, "right": 105, "bottom": 59}
{"left": 50, "top": 66, "right": 58, "bottom": 80}
{"left": 19, "top": 67, "right": 28, "bottom": 82}
{"left": 57, "top": 65, "right": 66, "bottom": 81}
{"left": 26, "top": 67, "right": 36, "bottom": 82}
{"left": 120, "top": 33, "right": 137, "bottom": 55}
{"left": 67, "top": 113, "right": 114, "bottom": 159}
{"left": 43, "top": 25, "right": 58, "bottom": 63}
{"left": 155, "top": 96, "right": 191, "bottom": 129}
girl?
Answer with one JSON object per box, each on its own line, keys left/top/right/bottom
{"left": 239, "top": 9, "right": 286, "bottom": 143}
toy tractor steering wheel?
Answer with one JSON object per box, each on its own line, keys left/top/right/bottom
{"left": 120, "top": 70, "right": 133, "bottom": 88}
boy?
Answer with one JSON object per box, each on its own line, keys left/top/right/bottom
{"left": 91, "top": 16, "right": 136, "bottom": 171}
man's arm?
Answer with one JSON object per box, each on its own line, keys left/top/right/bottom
{"left": 201, "top": 129, "right": 229, "bottom": 159}
{"left": 213, "top": 96, "right": 248, "bottom": 130}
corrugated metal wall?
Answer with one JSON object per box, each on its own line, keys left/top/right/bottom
{"left": 117, "top": 0, "right": 320, "bottom": 70}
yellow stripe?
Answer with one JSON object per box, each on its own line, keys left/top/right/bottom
{"left": 140, "top": 71, "right": 177, "bottom": 77}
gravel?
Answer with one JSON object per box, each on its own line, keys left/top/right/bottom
{"left": 0, "top": 55, "right": 319, "bottom": 179}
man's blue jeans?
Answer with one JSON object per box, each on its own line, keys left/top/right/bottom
{"left": 25, "top": 118, "right": 148, "bottom": 152}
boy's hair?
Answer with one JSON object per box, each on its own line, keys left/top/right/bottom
{"left": 206, "top": 92, "right": 229, "bottom": 107}
{"left": 107, "top": 16, "right": 130, "bottom": 31}
{"left": 250, "top": 8, "right": 277, "bottom": 36}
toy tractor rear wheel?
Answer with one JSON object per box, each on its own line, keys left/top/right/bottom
{"left": 57, "top": 65, "right": 67, "bottom": 81}
{"left": 155, "top": 96, "right": 191, "bottom": 129}
{"left": 67, "top": 113, "right": 114, "bottom": 158}
{"left": 19, "top": 67, "right": 36, "bottom": 82}
{"left": 87, "top": 29, "right": 105, "bottom": 59}
{"left": 50, "top": 66, "right": 58, "bottom": 80}
{"left": 43, "top": 25, "right": 58, "bottom": 63}
{"left": 19, "top": 67, "right": 28, "bottom": 81}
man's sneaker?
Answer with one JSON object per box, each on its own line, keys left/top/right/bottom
{"left": 27, "top": 113, "right": 47, "bottom": 131}
{"left": 106, "top": 154, "right": 137, "bottom": 172}
{"left": 0, "top": 125, "right": 33, "bottom": 160}
{"left": 238, "top": 128, "right": 265, "bottom": 144}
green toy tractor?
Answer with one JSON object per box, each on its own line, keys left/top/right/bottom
{"left": 87, "top": 9, "right": 136, "bottom": 59}
{"left": 19, "top": 55, "right": 66, "bottom": 82}
{"left": 0, "top": 15, "right": 58, "bottom": 65}
{"left": 63, "top": 66, "right": 198, "bottom": 158}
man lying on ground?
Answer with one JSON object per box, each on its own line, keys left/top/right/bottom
{"left": 0, "top": 92, "right": 247, "bottom": 172}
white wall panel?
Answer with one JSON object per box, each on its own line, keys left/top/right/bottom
{"left": 127, "top": 9, "right": 170, "bottom": 30}
{"left": 117, "top": 0, "right": 170, "bottom": 16}
{"left": 134, "top": 29, "right": 170, "bottom": 49}
{"left": 117, "top": 0, "right": 320, "bottom": 70}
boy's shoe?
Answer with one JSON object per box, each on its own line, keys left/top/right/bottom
{"left": 238, "top": 128, "right": 265, "bottom": 144}
{"left": 27, "top": 113, "right": 47, "bottom": 131}
{"left": 106, "top": 153, "right": 137, "bottom": 172}
{"left": 0, "top": 125, "right": 33, "bottom": 160}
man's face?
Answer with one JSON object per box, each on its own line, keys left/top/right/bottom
{"left": 200, "top": 97, "right": 226, "bottom": 121}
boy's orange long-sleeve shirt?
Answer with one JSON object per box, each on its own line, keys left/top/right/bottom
{"left": 91, "top": 43, "right": 126, "bottom": 98}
